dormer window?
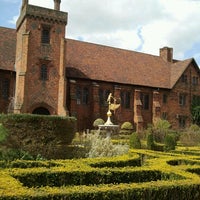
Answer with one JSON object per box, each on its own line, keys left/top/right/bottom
{"left": 41, "top": 26, "right": 50, "bottom": 44}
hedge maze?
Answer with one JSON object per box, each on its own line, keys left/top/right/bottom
{"left": 0, "top": 148, "right": 200, "bottom": 199}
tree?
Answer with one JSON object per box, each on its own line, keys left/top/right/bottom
{"left": 191, "top": 96, "right": 200, "bottom": 125}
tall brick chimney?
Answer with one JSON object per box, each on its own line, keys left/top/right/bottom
{"left": 54, "top": 0, "right": 61, "bottom": 11}
{"left": 159, "top": 47, "right": 173, "bottom": 62}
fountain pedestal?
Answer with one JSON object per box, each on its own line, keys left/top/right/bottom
{"left": 98, "top": 124, "right": 119, "bottom": 137}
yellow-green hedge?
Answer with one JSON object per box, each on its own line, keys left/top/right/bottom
{"left": 0, "top": 149, "right": 200, "bottom": 199}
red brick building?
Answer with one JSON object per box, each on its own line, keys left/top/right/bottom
{"left": 0, "top": 0, "right": 199, "bottom": 131}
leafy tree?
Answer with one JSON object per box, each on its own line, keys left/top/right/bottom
{"left": 191, "top": 96, "right": 200, "bottom": 125}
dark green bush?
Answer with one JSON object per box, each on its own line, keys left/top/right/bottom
{"left": 129, "top": 132, "right": 141, "bottom": 149}
{"left": 0, "top": 123, "right": 7, "bottom": 142}
{"left": 0, "top": 114, "right": 77, "bottom": 159}
{"left": 164, "top": 134, "right": 176, "bottom": 151}
{"left": 147, "top": 133, "right": 155, "bottom": 150}
{"left": 0, "top": 148, "right": 34, "bottom": 161}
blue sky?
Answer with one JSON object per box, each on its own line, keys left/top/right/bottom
{"left": 1, "top": 0, "right": 200, "bottom": 67}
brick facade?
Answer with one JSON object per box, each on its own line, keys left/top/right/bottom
{"left": 0, "top": 0, "right": 200, "bottom": 132}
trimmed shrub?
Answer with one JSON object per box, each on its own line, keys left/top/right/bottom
{"left": 147, "top": 133, "right": 155, "bottom": 150}
{"left": 164, "top": 134, "right": 176, "bottom": 151}
{"left": 129, "top": 132, "right": 141, "bottom": 149}
{"left": 93, "top": 118, "right": 105, "bottom": 128}
{"left": 120, "top": 122, "right": 133, "bottom": 134}
{"left": 0, "top": 114, "right": 77, "bottom": 159}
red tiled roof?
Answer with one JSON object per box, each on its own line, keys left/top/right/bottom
{"left": 0, "top": 27, "right": 16, "bottom": 71}
{"left": 66, "top": 39, "right": 192, "bottom": 89}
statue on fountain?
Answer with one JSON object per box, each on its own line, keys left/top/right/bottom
{"left": 105, "top": 93, "right": 120, "bottom": 125}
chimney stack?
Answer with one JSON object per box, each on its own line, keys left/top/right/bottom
{"left": 159, "top": 47, "right": 173, "bottom": 62}
{"left": 54, "top": 0, "right": 61, "bottom": 11}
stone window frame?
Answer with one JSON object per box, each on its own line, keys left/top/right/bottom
{"left": 120, "top": 90, "right": 131, "bottom": 109}
{"left": 1, "top": 78, "right": 10, "bottom": 100}
{"left": 76, "top": 86, "right": 90, "bottom": 105}
{"left": 181, "top": 74, "right": 187, "bottom": 84}
{"left": 179, "top": 93, "right": 186, "bottom": 106}
{"left": 163, "top": 94, "right": 168, "bottom": 104}
{"left": 192, "top": 76, "right": 198, "bottom": 85}
{"left": 41, "top": 24, "right": 51, "bottom": 44}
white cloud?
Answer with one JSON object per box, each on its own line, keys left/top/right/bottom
{"left": 8, "top": 15, "right": 18, "bottom": 25}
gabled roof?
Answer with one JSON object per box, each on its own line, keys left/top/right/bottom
{"left": 66, "top": 39, "right": 197, "bottom": 89}
{"left": 0, "top": 27, "right": 16, "bottom": 71}
{"left": 170, "top": 59, "right": 193, "bottom": 88}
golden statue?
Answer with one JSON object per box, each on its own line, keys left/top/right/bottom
{"left": 105, "top": 93, "right": 120, "bottom": 125}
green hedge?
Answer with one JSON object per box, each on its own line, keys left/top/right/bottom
{"left": 0, "top": 149, "right": 200, "bottom": 199}
{"left": 13, "top": 168, "right": 181, "bottom": 188}
{"left": 0, "top": 114, "right": 77, "bottom": 159}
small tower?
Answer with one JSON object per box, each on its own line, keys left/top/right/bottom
{"left": 14, "top": 0, "right": 68, "bottom": 116}
{"left": 54, "top": 0, "right": 61, "bottom": 11}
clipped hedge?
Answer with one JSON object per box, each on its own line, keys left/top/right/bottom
{"left": 0, "top": 149, "right": 200, "bottom": 199}
{"left": 12, "top": 168, "right": 183, "bottom": 188}
{"left": 0, "top": 114, "right": 77, "bottom": 159}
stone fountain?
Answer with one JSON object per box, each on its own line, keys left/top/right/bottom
{"left": 98, "top": 93, "right": 120, "bottom": 137}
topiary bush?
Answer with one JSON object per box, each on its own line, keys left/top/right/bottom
{"left": 164, "top": 134, "right": 176, "bottom": 151}
{"left": 129, "top": 132, "right": 141, "bottom": 149}
{"left": 120, "top": 122, "right": 133, "bottom": 135}
{"left": 93, "top": 118, "right": 105, "bottom": 128}
{"left": 147, "top": 133, "right": 155, "bottom": 150}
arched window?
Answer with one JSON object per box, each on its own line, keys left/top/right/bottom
{"left": 41, "top": 64, "right": 48, "bottom": 81}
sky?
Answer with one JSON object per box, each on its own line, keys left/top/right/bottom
{"left": 0, "top": 0, "right": 200, "bottom": 66}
